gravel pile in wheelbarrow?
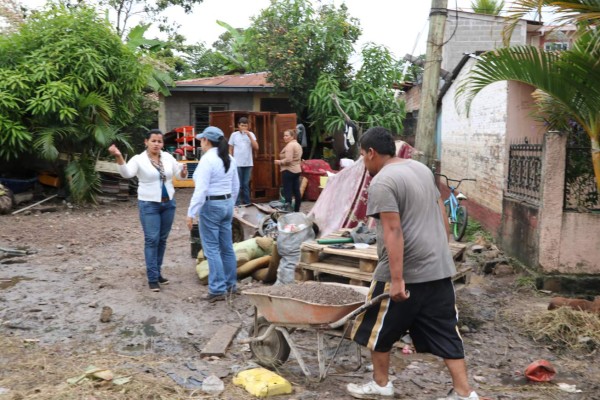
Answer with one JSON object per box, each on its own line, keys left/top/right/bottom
{"left": 249, "top": 283, "right": 365, "bottom": 305}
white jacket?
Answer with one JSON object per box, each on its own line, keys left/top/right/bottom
{"left": 117, "top": 151, "right": 184, "bottom": 202}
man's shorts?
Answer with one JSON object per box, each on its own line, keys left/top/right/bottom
{"left": 351, "top": 278, "right": 465, "bottom": 359}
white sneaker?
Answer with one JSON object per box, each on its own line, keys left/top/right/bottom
{"left": 346, "top": 380, "right": 394, "bottom": 399}
{"left": 437, "top": 389, "right": 479, "bottom": 400}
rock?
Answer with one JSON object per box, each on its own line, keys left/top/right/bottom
{"left": 493, "top": 263, "right": 514, "bottom": 276}
{"left": 473, "top": 375, "right": 486, "bottom": 383}
{"left": 100, "top": 306, "right": 113, "bottom": 323}
{"left": 484, "top": 249, "right": 501, "bottom": 260}
{"left": 459, "top": 325, "right": 470, "bottom": 333}
{"left": 202, "top": 374, "right": 224, "bottom": 395}
{"left": 470, "top": 245, "right": 485, "bottom": 254}
{"left": 483, "top": 258, "right": 509, "bottom": 274}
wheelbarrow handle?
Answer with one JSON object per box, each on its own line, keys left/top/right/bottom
{"left": 327, "top": 293, "right": 391, "bottom": 329}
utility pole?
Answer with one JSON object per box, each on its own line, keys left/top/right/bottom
{"left": 414, "top": 0, "right": 448, "bottom": 169}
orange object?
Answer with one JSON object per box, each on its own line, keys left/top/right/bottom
{"left": 524, "top": 360, "right": 556, "bottom": 382}
{"left": 175, "top": 136, "right": 194, "bottom": 143}
{"left": 38, "top": 172, "right": 61, "bottom": 187}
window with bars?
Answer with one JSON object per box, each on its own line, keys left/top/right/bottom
{"left": 544, "top": 42, "right": 569, "bottom": 51}
{"left": 191, "top": 104, "right": 227, "bottom": 133}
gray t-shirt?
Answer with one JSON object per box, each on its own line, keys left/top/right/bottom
{"left": 228, "top": 131, "right": 256, "bottom": 167}
{"left": 367, "top": 159, "right": 456, "bottom": 283}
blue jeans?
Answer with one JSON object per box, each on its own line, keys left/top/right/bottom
{"left": 138, "top": 199, "right": 176, "bottom": 283}
{"left": 198, "top": 198, "right": 237, "bottom": 295}
{"left": 237, "top": 166, "right": 252, "bottom": 205}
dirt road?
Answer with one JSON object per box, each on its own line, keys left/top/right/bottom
{"left": 1, "top": 189, "right": 598, "bottom": 399}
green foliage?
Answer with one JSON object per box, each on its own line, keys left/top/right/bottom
{"left": 245, "top": 0, "right": 360, "bottom": 115}
{"left": 308, "top": 44, "right": 405, "bottom": 143}
{"left": 213, "top": 21, "right": 252, "bottom": 74}
{"left": 514, "top": 275, "right": 537, "bottom": 291}
{"left": 0, "top": 4, "right": 150, "bottom": 202}
{"left": 464, "top": 219, "right": 493, "bottom": 243}
{"left": 471, "top": 0, "right": 505, "bottom": 15}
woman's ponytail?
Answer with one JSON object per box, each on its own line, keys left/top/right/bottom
{"left": 213, "top": 137, "right": 231, "bottom": 172}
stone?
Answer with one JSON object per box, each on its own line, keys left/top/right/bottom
{"left": 470, "top": 245, "right": 485, "bottom": 253}
{"left": 100, "top": 306, "right": 113, "bottom": 323}
{"left": 493, "top": 263, "right": 514, "bottom": 276}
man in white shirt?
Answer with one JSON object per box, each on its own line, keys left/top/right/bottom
{"left": 228, "top": 117, "right": 258, "bottom": 205}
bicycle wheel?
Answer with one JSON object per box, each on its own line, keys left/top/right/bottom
{"left": 453, "top": 206, "right": 468, "bottom": 241}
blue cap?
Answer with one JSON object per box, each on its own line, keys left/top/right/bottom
{"left": 196, "top": 126, "right": 224, "bottom": 141}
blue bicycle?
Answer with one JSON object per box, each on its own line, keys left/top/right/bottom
{"left": 436, "top": 174, "right": 476, "bottom": 242}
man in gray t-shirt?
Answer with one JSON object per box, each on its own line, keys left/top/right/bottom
{"left": 346, "top": 127, "right": 479, "bottom": 400}
{"left": 369, "top": 159, "right": 456, "bottom": 284}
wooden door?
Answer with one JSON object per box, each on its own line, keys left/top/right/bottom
{"left": 249, "top": 112, "right": 276, "bottom": 202}
{"left": 209, "top": 111, "right": 249, "bottom": 140}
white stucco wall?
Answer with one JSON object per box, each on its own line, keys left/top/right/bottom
{"left": 440, "top": 59, "right": 508, "bottom": 214}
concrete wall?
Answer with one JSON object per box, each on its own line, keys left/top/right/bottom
{"left": 558, "top": 212, "right": 600, "bottom": 273}
{"left": 442, "top": 11, "right": 528, "bottom": 73}
{"left": 500, "top": 198, "right": 539, "bottom": 267}
{"left": 538, "top": 132, "right": 600, "bottom": 274}
{"left": 440, "top": 58, "right": 506, "bottom": 232}
{"left": 160, "top": 91, "right": 256, "bottom": 132}
{"left": 506, "top": 81, "right": 546, "bottom": 144}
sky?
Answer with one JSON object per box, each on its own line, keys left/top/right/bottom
{"left": 153, "top": 0, "right": 481, "bottom": 60}
{"left": 24, "top": 0, "right": 521, "bottom": 62}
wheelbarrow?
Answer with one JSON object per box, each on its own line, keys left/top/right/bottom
{"left": 240, "top": 283, "right": 389, "bottom": 381}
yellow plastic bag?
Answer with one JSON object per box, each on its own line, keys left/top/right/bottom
{"left": 233, "top": 368, "right": 292, "bottom": 398}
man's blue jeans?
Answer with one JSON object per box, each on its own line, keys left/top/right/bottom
{"left": 237, "top": 166, "right": 252, "bottom": 205}
{"left": 138, "top": 199, "right": 176, "bottom": 283}
{"left": 198, "top": 198, "right": 237, "bottom": 295}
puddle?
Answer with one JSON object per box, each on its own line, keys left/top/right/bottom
{"left": 122, "top": 339, "right": 154, "bottom": 352}
{"left": 122, "top": 343, "right": 146, "bottom": 352}
{"left": 142, "top": 322, "right": 159, "bottom": 337}
{"left": 0, "top": 276, "right": 33, "bottom": 290}
{"left": 119, "top": 328, "right": 138, "bottom": 338}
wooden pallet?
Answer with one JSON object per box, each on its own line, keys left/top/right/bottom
{"left": 298, "top": 231, "right": 469, "bottom": 287}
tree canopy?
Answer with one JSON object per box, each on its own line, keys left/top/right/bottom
{"left": 244, "top": 0, "right": 361, "bottom": 116}
{"left": 0, "top": 4, "right": 153, "bottom": 201}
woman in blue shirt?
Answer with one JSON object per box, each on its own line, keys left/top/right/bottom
{"left": 186, "top": 126, "right": 240, "bottom": 302}
{"left": 109, "top": 129, "right": 187, "bottom": 292}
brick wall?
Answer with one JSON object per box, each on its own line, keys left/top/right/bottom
{"left": 442, "top": 11, "right": 528, "bottom": 73}
{"left": 440, "top": 58, "right": 507, "bottom": 220}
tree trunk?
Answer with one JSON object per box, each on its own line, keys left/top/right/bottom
{"left": 0, "top": 184, "right": 14, "bottom": 215}
{"left": 591, "top": 137, "right": 600, "bottom": 195}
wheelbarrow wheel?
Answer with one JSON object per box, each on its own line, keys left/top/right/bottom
{"left": 248, "top": 317, "right": 290, "bottom": 368}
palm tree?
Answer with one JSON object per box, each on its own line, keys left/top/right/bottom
{"left": 457, "top": 0, "right": 600, "bottom": 194}
{"left": 471, "top": 0, "right": 505, "bottom": 15}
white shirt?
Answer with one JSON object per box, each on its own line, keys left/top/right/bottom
{"left": 117, "top": 151, "right": 183, "bottom": 202}
{"left": 187, "top": 148, "right": 240, "bottom": 217}
{"left": 228, "top": 131, "right": 256, "bottom": 167}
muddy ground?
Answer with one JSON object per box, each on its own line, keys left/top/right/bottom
{"left": 1, "top": 189, "right": 599, "bottom": 400}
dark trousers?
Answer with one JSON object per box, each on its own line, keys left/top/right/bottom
{"left": 282, "top": 170, "right": 301, "bottom": 212}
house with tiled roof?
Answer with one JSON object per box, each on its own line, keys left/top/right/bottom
{"left": 158, "top": 72, "right": 293, "bottom": 134}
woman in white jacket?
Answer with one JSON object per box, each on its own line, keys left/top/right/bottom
{"left": 109, "top": 129, "right": 187, "bottom": 292}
